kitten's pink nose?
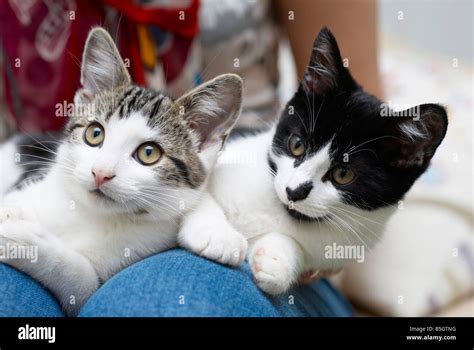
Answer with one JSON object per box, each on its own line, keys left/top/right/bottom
{"left": 91, "top": 168, "right": 116, "bottom": 188}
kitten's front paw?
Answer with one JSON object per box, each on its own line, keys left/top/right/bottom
{"left": 0, "top": 206, "right": 25, "bottom": 223}
{"left": 0, "top": 220, "right": 47, "bottom": 248}
{"left": 251, "top": 247, "right": 294, "bottom": 295}
{"left": 180, "top": 223, "right": 247, "bottom": 266}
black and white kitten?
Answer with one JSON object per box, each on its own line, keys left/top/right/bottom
{"left": 0, "top": 28, "right": 242, "bottom": 315}
{"left": 179, "top": 27, "right": 448, "bottom": 294}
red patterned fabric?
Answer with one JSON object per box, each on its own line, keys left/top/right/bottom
{"left": 1, "top": 0, "right": 104, "bottom": 132}
{"left": 103, "top": 0, "right": 199, "bottom": 38}
{"left": 0, "top": 0, "right": 199, "bottom": 133}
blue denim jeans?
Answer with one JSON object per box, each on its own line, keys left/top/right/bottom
{"left": 0, "top": 249, "right": 352, "bottom": 317}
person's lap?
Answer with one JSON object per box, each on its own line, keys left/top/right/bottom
{"left": 0, "top": 263, "right": 64, "bottom": 317}
{"left": 0, "top": 249, "right": 353, "bottom": 317}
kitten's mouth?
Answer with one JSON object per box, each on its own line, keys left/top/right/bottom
{"left": 89, "top": 189, "right": 148, "bottom": 214}
{"left": 285, "top": 205, "right": 330, "bottom": 223}
{"left": 90, "top": 188, "right": 116, "bottom": 202}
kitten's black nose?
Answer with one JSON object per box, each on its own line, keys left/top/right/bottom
{"left": 286, "top": 182, "right": 313, "bottom": 202}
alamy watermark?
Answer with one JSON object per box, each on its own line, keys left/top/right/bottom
{"left": 324, "top": 243, "right": 365, "bottom": 263}
{"left": 18, "top": 324, "right": 55, "bottom": 343}
{"left": 55, "top": 100, "right": 95, "bottom": 118}
{"left": 0, "top": 243, "right": 38, "bottom": 263}
{"left": 217, "top": 150, "right": 257, "bottom": 167}
{"left": 380, "top": 100, "right": 420, "bottom": 121}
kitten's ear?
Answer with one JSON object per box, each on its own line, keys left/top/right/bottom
{"left": 384, "top": 104, "right": 448, "bottom": 169}
{"left": 76, "top": 27, "right": 130, "bottom": 103}
{"left": 174, "top": 74, "right": 243, "bottom": 152}
{"left": 302, "top": 27, "right": 349, "bottom": 95}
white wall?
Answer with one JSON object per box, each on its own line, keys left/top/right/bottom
{"left": 379, "top": 0, "right": 473, "bottom": 61}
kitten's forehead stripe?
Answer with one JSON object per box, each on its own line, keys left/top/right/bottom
{"left": 133, "top": 89, "right": 156, "bottom": 112}
{"left": 124, "top": 88, "right": 144, "bottom": 116}
{"left": 114, "top": 86, "right": 171, "bottom": 121}
{"left": 118, "top": 86, "right": 137, "bottom": 105}
{"left": 115, "top": 86, "right": 139, "bottom": 118}
{"left": 148, "top": 95, "right": 164, "bottom": 119}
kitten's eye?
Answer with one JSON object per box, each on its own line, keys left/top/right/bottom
{"left": 135, "top": 142, "right": 162, "bottom": 165}
{"left": 83, "top": 123, "right": 105, "bottom": 147}
{"left": 288, "top": 135, "right": 305, "bottom": 157}
{"left": 331, "top": 166, "right": 356, "bottom": 185}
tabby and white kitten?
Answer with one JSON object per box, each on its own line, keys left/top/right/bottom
{"left": 179, "top": 28, "right": 448, "bottom": 295}
{"left": 0, "top": 28, "right": 242, "bottom": 315}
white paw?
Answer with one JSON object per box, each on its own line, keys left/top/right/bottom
{"left": 180, "top": 223, "right": 247, "bottom": 266}
{"left": 0, "top": 206, "right": 25, "bottom": 222}
{"left": 0, "top": 220, "right": 45, "bottom": 247}
{"left": 251, "top": 247, "right": 294, "bottom": 295}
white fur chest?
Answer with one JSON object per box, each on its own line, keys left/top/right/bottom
{"left": 209, "top": 132, "right": 283, "bottom": 239}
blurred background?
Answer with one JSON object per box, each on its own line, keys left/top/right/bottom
{"left": 380, "top": 0, "right": 472, "bottom": 61}
{"left": 0, "top": 0, "right": 472, "bottom": 316}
